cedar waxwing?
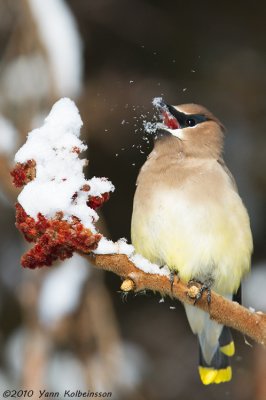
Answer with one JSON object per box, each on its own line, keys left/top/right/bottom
{"left": 131, "top": 99, "right": 253, "bottom": 385}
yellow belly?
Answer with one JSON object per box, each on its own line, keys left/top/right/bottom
{"left": 131, "top": 189, "right": 252, "bottom": 294}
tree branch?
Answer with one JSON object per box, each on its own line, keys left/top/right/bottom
{"left": 87, "top": 253, "right": 266, "bottom": 347}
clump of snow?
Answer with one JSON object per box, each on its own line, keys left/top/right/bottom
{"left": 15, "top": 98, "right": 114, "bottom": 230}
{"left": 93, "top": 237, "right": 170, "bottom": 276}
{"left": 88, "top": 177, "right": 115, "bottom": 197}
{"left": 15, "top": 98, "right": 84, "bottom": 163}
{"left": 152, "top": 96, "right": 164, "bottom": 108}
{"left": 28, "top": 0, "right": 82, "bottom": 97}
{"left": 143, "top": 120, "right": 157, "bottom": 134}
{"left": 0, "top": 115, "right": 18, "bottom": 155}
{"left": 94, "top": 237, "right": 134, "bottom": 257}
{"left": 129, "top": 254, "right": 169, "bottom": 276}
{"left": 142, "top": 97, "right": 168, "bottom": 135}
{"left": 94, "top": 237, "right": 171, "bottom": 277}
{"left": 94, "top": 238, "right": 170, "bottom": 277}
{"left": 38, "top": 254, "right": 89, "bottom": 326}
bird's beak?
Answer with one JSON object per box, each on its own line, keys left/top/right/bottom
{"left": 152, "top": 99, "right": 185, "bottom": 138}
{"left": 154, "top": 99, "right": 181, "bottom": 130}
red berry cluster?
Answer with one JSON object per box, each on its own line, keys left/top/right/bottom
{"left": 87, "top": 192, "right": 110, "bottom": 210}
{"left": 10, "top": 160, "right": 36, "bottom": 187}
{"left": 15, "top": 203, "right": 101, "bottom": 269}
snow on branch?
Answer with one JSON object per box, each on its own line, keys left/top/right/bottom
{"left": 11, "top": 98, "right": 266, "bottom": 346}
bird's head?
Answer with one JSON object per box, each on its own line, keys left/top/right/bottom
{"left": 153, "top": 98, "right": 225, "bottom": 159}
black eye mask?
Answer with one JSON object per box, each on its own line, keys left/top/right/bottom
{"left": 166, "top": 104, "right": 210, "bottom": 129}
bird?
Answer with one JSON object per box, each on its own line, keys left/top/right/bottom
{"left": 131, "top": 99, "right": 253, "bottom": 385}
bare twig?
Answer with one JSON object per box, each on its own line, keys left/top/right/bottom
{"left": 87, "top": 253, "right": 266, "bottom": 346}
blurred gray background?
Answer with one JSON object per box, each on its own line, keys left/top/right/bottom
{"left": 0, "top": 1, "right": 265, "bottom": 399}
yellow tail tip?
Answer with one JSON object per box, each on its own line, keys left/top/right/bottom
{"left": 199, "top": 366, "right": 232, "bottom": 385}
{"left": 220, "top": 341, "right": 235, "bottom": 357}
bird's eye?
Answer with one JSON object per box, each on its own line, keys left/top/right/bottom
{"left": 186, "top": 118, "right": 196, "bottom": 127}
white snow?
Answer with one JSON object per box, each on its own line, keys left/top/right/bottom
{"left": 94, "top": 239, "right": 170, "bottom": 277}
{"left": 28, "top": 0, "right": 82, "bottom": 97}
{"left": 143, "top": 120, "right": 157, "bottom": 134}
{"left": 38, "top": 254, "right": 89, "bottom": 326}
{"left": 88, "top": 177, "right": 115, "bottom": 197}
{"left": 0, "top": 115, "right": 18, "bottom": 155}
{"left": 129, "top": 254, "right": 169, "bottom": 276}
{"left": 152, "top": 96, "right": 165, "bottom": 108}
{"left": 15, "top": 98, "right": 114, "bottom": 230}
{"left": 143, "top": 97, "right": 167, "bottom": 135}
{"left": 93, "top": 237, "right": 134, "bottom": 256}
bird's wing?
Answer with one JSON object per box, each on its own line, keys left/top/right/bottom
{"left": 217, "top": 158, "right": 238, "bottom": 192}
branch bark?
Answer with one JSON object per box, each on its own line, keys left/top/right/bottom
{"left": 87, "top": 253, "right": 266, "bottom": 347}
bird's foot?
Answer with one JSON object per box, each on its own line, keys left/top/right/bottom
{"left": 169, "top": 270, "right": 180, "bottom": 292}
{"left": 188, "top": 278, "right": 214, "bottom": 306}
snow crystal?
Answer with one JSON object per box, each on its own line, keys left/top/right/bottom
{"left": 38, "top": 254, "right": 89, "bottom": 326}
{"left": 28, "top": 0, "right": 82, "bottom": 97}
{"left": 0, "top": 115, "right": 18, "bottom": 155}
{"left": 143, "top": 121, "right": 157, "bottom": 134}
{"left": 142, "top": 97, "right": 169, "bottom": 135}
{"left": 129, "top": 254, "right": 169, "bottom": 276}
{"left": 93, "top": 237, "right": 134, "bottom": 257}
{"left": 152, "top": 96, "right": 165, "bottom": 109}
{"left": 15, "top": 98, "right": 114, "bottom": 230}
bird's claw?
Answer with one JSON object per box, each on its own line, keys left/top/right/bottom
{"left": 188, "top": 278, "right": 213, "bottom": 306}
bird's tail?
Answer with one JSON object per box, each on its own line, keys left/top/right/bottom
{"left": 198, "top": 326, "right": 235, "bottom": 385}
